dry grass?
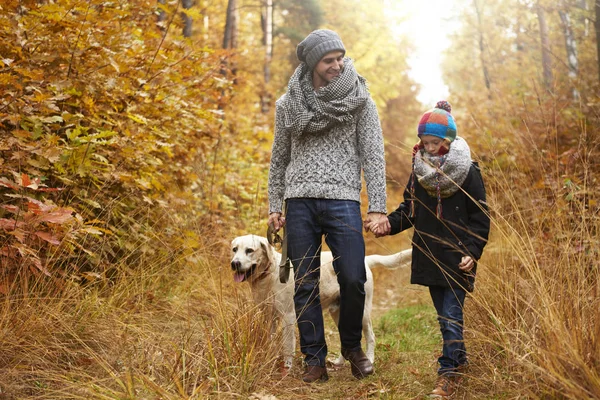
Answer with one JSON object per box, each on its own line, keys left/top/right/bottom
{"left": 1, "top": 140, "right": 599, "bottom": 398}
{"left": 1, "top": 204, "right": 597, "bottom": 399}
{"left": 0, "top": 241, "right": 283, "bottom": 399}
{"left": 466, "top": 169, "right": 600, "bottom": 399}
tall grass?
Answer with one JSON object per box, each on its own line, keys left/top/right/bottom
{"left": 0, "top": 218, "right": 286, "bottom": 399}
{"left": 465, "top": 121, "right": 600, "bottom": 398}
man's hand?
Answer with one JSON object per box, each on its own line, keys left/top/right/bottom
{"left": 458, "top": 256, "right": 475, "bottom": 272}
{"left": 268, "top": 212, "right": 286, "bottom": 232}
{"left": 364, "top": 212, "right": 390, "bottom": 237}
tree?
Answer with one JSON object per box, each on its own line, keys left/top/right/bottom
{"left": 182, "top": 0, "right": 193, "bottom": 37}
{"left": 223, "top": 0, "right": 238, "bottom": 49}
{"left": 222, "top": 0, "right": 238, "bottom": 81}
{"left": 537, "top": 3, "right": 554, "bottom": 91}
{"left": 274, "top": 0, "right": 324, "bottom": 74}
{"left": 474, "top": 0, "right": 492, "bottom": 90}
{"left": 158, "top": 0, "right": 167, "bottom": 25}
{"left": 157, "top": 0, "right": 193, "bottom": 37}
{"left": 261, "top": 0, "right": 273, "bottom": 113}
{"left": 558, "top": 0, "right": 579, "bottom": 98}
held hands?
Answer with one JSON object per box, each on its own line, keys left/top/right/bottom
{"left": 364, "top": 212, "right": 391, "bottom": 238}
{"left": 268, "top": 212, "right": 286, "bottom": 232}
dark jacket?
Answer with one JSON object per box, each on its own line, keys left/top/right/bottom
{"left": 388, "top": 163, "right": 490, "bottom": 291}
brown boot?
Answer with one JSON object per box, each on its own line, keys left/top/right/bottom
{"left": 302, "top": 365, "right": 328, "bottom": 383}
{"left": 341, "top": 348, "right": 374, "bottom": 379}
{"left": 429, "top": 375, "right": 460, "bottom": 398}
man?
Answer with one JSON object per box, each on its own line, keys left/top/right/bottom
{"left": 267, "top": 29, "right": 387, "bottom": 383}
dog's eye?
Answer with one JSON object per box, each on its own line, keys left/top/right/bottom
{"left": 245, "top": 248, "right": 254, "bottom": 254}
{"left": 232, "top": 247, "right": 238, "bottom": 252}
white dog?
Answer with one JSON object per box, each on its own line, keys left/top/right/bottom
{"left": 230, "top": 234, "right": 411, "bottom": 369}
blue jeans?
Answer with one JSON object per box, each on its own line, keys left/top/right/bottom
{"left": 286, "top": 198, "right": 366, "bottom": 367}
{"left": 429, "top": 286, "right": 467, "bottom": 376}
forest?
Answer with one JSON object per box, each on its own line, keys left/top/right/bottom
{"left": 0, "top": 0, "right": 598, "bottom": 398}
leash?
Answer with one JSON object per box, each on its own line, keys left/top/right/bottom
{"left": 267, "top": 221, "right": 291, "bottom": 283}
{"left": 266, "top": 223, "right": 291, "bottom": 283}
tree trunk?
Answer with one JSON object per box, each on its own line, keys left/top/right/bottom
{"left": 473, "top": 0, "right": 491, "bottom": 90}
{"left": 181, "top": 0, "right": 193, "bottom": 38}
{"left": 263, "top": 0, "right": 273, "bottom": 84}
{"left": 199, "top": 0, "right": 209, "bottom": 42}
{"left": 261, "top": 0, "right": 273, "bottom": 113}
{"left": 558, "top": 3, "right": 579, "bottom": 99}
{"left": 222, "top": 0, "right": 238, "bottom": 83}
{"left": 157, "top": 0, "right": 167, "bottom": 28}
{"left": 577, "top": 0, "right": 589, "bottom": 36}
{"left": 537, "top": 4, "right": 553, "bottom": 92}
{"left": 223, "top": 0, "right": 238, "bottom": 49}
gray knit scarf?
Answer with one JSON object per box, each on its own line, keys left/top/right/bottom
{"left": 414, "top": 136, "right": 472, "bottom": 199}
{"left": 279, "top": 58, "right": 370, "bottom": 135}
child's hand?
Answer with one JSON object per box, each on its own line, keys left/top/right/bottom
{"left": 458, "top": 256, "right": 474, "bottom": 272}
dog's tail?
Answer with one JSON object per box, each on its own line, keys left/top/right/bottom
{"left": 366, "top": 249, "right": 412, "bottom": 270}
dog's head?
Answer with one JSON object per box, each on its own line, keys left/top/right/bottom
{"left": 230, "top": 235, "right": 274, "bottom": 283}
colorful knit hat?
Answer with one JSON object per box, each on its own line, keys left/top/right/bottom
{"left": 409, "top": 101, "right": 457, "bottom": 219}
{"left": 417, "top": 100, "right": 457, "bottom": 142}
{"left": 296, "top": 29, "right": 346, "bottom": 70}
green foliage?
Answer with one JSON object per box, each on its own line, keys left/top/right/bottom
{"left": 377, "top": 304, "right": 439, "bottom": 354}
{"left": 276, "top": 0, "right": 324, "bottom": 42}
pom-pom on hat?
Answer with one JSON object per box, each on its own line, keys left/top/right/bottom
{"left": 417, "top": 100, "right": 457, "bottom": 142}
{"left": 296, "top": 29, "right": 346, "bottom": 70}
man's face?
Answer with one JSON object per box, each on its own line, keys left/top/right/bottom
{"left": 313, "top": 51, "right": 344, "bottom": 88}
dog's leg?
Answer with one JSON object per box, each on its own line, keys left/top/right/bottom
{"left": 282, "top": 311, "right": 296, "bottom": 370}
{"left": 363, "top": 317, "right": 375, "bottom": 363}
{"left": 330, "top": 353, "right": 345, "bottom": 366}
{"left": 326, "top": 302, "right": 346, "bottom": 367}
{"left": 361, "top": 269, "right": 376, "bottom": 364}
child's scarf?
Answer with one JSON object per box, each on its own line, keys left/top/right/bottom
{"left": 409, "top": 136, "right": 471, "bottom": 218}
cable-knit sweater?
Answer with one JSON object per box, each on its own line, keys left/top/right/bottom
{"left": 268, "top": 95, "right": 386, "bottom": 214}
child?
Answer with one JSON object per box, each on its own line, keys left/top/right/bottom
{"left": 367, "top": 101, "right": 490, "bottom": 398}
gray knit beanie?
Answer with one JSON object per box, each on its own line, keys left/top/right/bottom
{"left": 296, "top": 29, "right": 346, "bottom": 70}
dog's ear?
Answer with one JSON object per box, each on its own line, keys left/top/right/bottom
{"left": 260, "top": 238, "right": 275, "bottom": 268}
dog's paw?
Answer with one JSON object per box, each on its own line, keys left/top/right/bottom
{"left": 327, "top": 355, "right": 345, "bottom": 370}
{"left": 279, "top": 365, "right": 292, "bottom": 378}
{"left": 278, "top": 358, "right": 293, "bottom": 378}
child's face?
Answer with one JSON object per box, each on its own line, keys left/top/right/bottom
{"left": 421, "top": 135, "right": 445, "bottom": 155}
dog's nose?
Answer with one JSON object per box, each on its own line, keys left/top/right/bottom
{"left": 231, "top": 260, "right": 241, "bottom": 271}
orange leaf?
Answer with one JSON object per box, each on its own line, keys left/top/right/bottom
{"left": 34, "top": 231, "right": 61, "bottom": 245}
{"left": 0, "top": 218, "right": 22, "bottom": 230}
{"left": 1, "top": 205, "right": 20, "bottom": 214}
{"left": 0, "top": 177, "right": 19, "bottom": 190}
{"left": 21, "top": 173, "right": 31, "bottom": 187}
{"left": 32, "top": 258, "right": 51, "bottom": 277}
{"left": 9, "top": 229, "right": 27, "bottom": 243}
{"left": 40, "top": 209, "right": 74, "bottom": 224}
